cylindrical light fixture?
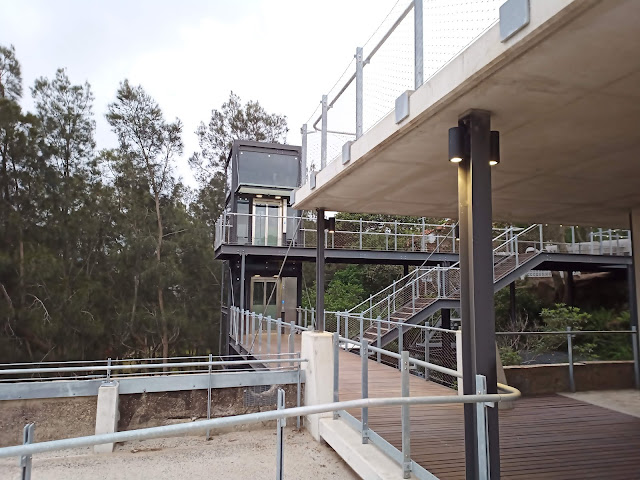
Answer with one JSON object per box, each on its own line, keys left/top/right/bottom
{"left": 326, "top": 217, "right": 336, "bottom": 234}
{"left": 489, "top": 130, "right": 500, "bottom": 166}
{"left": 448, "top": 126, "right": 464, "bottom": 163}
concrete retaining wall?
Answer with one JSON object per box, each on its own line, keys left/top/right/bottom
{"left": 504, "top": 361, "right": 635, "bottom": 396}
{"left": 0, "top": 384, "right": 299, "bottom": 447}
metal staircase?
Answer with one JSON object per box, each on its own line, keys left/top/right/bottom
{"left": 349, "top": 224, "right": 545, "bottom": 348}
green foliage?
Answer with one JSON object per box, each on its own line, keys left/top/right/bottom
{"left": 498, "top": 347, "right": 522, "bottom": 366}
{"left": 1, "top": 45, "right": 292, "bottom": 363}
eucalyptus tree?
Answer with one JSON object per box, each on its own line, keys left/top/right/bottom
{"left": 106, "top": 80, "right": 183, "bottom": 362}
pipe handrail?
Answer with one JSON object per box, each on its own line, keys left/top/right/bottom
{"left": 0, "top": 357, "right": 306, "bottom": 376}
{"left": 0, "top": 389, "right": 520, "bottom": 459}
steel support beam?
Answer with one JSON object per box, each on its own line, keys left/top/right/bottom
{"left": 457, "top": 110, "right": 499, "bottom": 479}
{"left": 566, "top": 271, "right": 575, "bottom": 307}
{"left": 317, "top": 208, "right": 326, "bottom": 331}
{"left": 240, "top": 253, "right": 246, "bottom": 311}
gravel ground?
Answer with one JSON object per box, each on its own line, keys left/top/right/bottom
{"left": 0, "top": 427, "right": 358, "bottom": 479}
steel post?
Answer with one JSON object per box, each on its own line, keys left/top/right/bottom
{"left": 301, "top": 124, "right": 308, "bottom": 183}
{"left": 240, "top": 253, "right": 246, "bottom": 311}
{"left": 316, "top": 209, "right": 326, "bottom": 331}
{"left": 206, "top": 353, "right": 212, "bottom": 440}
{"left": 267, "top": 319, "right": 272, "bottom": 355}
{"left": 106, "top": 357, "right": 112, "bottom": 382}
{"left": 539, "top": 224, "right": 544, "bottom": 251}
{"left": 424, "top": 328, "right": 430, "bottom": 381}
{"left": 414, "top": 0, "right": 423, "bottom": 90}
{"left": 567, "top": 326, "right": 575, "bottom": 392}
{"left": 401, "top": 351, "right": 411, "bottom": 479}
{"left": 377, "top": 317, "right": 382, "bottom": 363}
{"left": 333, "top": 332, "right": 340, "bottom": 420}
{"left": 336, "top": 313, "right": 341, "bottom": 339}
{"left": 398, "top": 322, "right": 404, "bottom": 370}
{"left": 475, "top": 375, "right": 490, "bottom": 480}
{"left": 259, "top": 314, "right": 263, "bottom": 352}
{"left": 276, "top": 388, "right": 285, "bottom": 480}
{"left": 297, "top": 367, "right": 302, "bottom": 429}
{"left": 632, "top": 327, "right": 640, "bottom": 389}
{"left": 20, "top": 423, "right": 34, "bottom": 480}
{"left": 360, "top": 314, "right": 364, "bottom": 342}
{"left": 321, "top": 95, "right": 328, "bottom": 169}
{"left": 289, "top": 322, "right": 295, "bottom": 368}
{"left": 277, "top": 319, "right": 282, "bottom": 369}
{"left": 355, "top": 47, "right": 364, "bottom": 139}
{"left": 361, "top": 339, "right": 369, "bottom": 444}
{"left": 345, "top": 315, "right": 349, "bottom": 346}
{"left": 457, "top": 110, "right": 499, "bottom": 479}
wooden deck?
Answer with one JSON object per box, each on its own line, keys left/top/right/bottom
{"left": 239, "top": 333, "right": 640, "bottom": 479}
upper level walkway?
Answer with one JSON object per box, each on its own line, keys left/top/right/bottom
{"left": 235, "top": 328, "right": 640, "bottom": 480}
{"left": 216, "top": 213, "right": 632, "bottom": 270}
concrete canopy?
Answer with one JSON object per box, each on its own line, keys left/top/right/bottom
{"left": 293, "top": 0, "right": 640, "bottom": 228}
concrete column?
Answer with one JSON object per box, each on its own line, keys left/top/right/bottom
{"left": 301, "top": 331, "right": 334, "bottom": 441}
{"left": 94, "top": 382, "right": 120, "bottom": 453}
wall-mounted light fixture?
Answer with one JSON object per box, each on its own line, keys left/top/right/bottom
{"left": 256, "top": 194, "right": 263, "bottom": 198}
{"left": 448, "top": 126, "right": 464, "bottom": 163}
{"left": 449, "top": 126, "right": 500, "bottom": 166}
{"left": 489, "top": 131, "right": 500, "bottom": 166}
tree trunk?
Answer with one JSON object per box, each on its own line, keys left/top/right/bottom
{"left": 153, "top": 191, "right": 169, "bottom": 369}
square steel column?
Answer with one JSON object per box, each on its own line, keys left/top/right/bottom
{"left": 457, "top": 110, "right": 500, "bottom": 479}
{"left": 316, "top": 208, "right": 326, "bottom": 331}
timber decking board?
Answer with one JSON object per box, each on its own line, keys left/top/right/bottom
{"left": 239, "top": 333, "right": 640, "bottom": 479}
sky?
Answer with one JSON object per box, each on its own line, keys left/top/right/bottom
{"left": 0, "top": 0, "right": 398, "bottom": 185}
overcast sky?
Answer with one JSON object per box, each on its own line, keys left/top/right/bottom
{"left": 0, "top": 0, "right": 397, "bottom": 184}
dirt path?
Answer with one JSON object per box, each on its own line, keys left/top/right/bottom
{"left": 0, "top": 427, "right": 358, "bottom": 479}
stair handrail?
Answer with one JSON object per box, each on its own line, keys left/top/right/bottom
{"left": 353, "top": 224, "right": 541, "bottom": 320}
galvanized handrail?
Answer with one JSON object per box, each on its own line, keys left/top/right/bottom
{"left": 0, "top": 390, "right": 519, "bottom": 460}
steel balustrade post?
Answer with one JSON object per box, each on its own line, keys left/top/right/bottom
{"left": 361, "top": 339, "right": 369, "bottom": 444}
{"left": 321, "top": 95, "right": 328, "bottom": 169}
{"left": 414, "top": 0, "right": 423, "bottom": 89}
{"left": 571, "top": 226, "right": 576, "bottom": 251}
{"left": 401, "top": 351, "right": 411, "bottom": 479}
{"left": 311, "top": 308, "right": 315, "bottom": 331}
{"left": 345, "top": 315, "right": 349, "bottom": 347}
{"left": 267, "top": 318, "right": 272, "bottom": 356}
{"left": 425, "top": 328, "right": 430, "bottom": 381}
{"left": 20, "top": 423, "right": 34, "bottom": 480}
{"left": 356, "top": 47, "right": 364, "bottom": 139}
{"left": 277, "top": 319, "right": 282, "bottom": 369}
{"left": 240, "top": 310, "right": 244, "bottom": 346}
{"left": 297, "top": 363, "right": 302, "bottom": 429}
{"left": 610, "top": 229, "right": 614, "bottom": 255}
{"left": 289, "top": 322, "right": 295, "bottom": 369}
{"left": 251, "top": 312, "right": 255, "bottom": 341}
{"left": 206, "top": 353, "right": 212, "bottom": 440}
{"left": 599, "top": 228, "right": 604, "bottom": 255}
{"left": 633, "top": 327, "right": 640, "bottom": 389}
{"left": 377, "top": 317, "right": 382, "bottom": 363}
{"left": 515, "top": 233, "right": 519, "bottom": 267}
{"left": 276, "top": 388, "right": 285, "bottom": 480}
{"left": 475, "top": 375, "right": 490, "bottom": 480}
{"left": 333, "top": 332, "right": 340, "bottom": 420}
{"left": 359, "top": 218, "right": 363, "bottom": 249}
{"left": 539, "top": 224, "right": 544, "bottom": 251}
{"left": 106, "top": 358, "right": 112, "bottom": 382}
{"left": 336, "top": 313, "right": 341, "bottom": 340}
{"left": 360, "top": 314, "right": 364, "bottom": 342}
{"left": 421, "top": 217, "right": 426, "bottom": 251}
{"left": 394, "top": 221, "right": 398, "bottom": 251}
{"left": 567, "top": 326, "right": 575, "bottom": 392}
{"left": 398, "top": 322, "right": 404, "bottom": 370}
{"left": 301, "top": 124, "right": 308, "bottom": 183}
{"left": 259, "top": 314, "right": 263, "bottom": 353}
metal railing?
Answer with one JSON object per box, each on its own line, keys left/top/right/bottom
{"left": 230, "top": 307, "right": 517, "bottom": 479}
{"left": 0, "top": 383, "right": 519, "bottom": 480}
{"left": 215, "top": 211, "right": 458, "bottom": 253}
{"left": 496, "top": 327, "right": 640, "bottom": 392}
{"left": 301, "top": 0, "right": 506, "bottom": 178}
